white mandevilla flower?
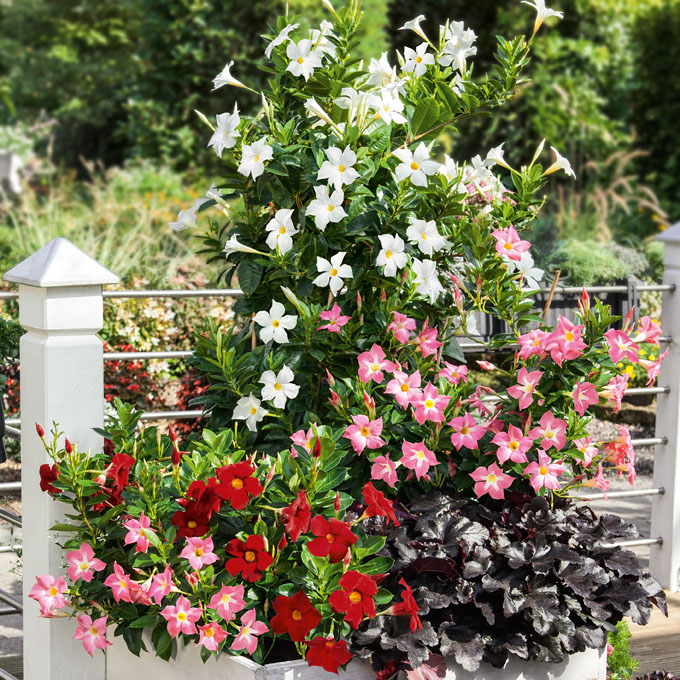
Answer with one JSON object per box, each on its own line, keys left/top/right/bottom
{"left": 439, "top": 22, "right": 477, "bottom": 72}
{"left": 439, "top": 155, "right": 466, "bottom": 193}
{"left": 371, "top": 90, "right": 407, "bottom": 125}
{"left": 233, "top": 394, "right": 268, "bottom": 432}
{"left": 545, "top": 146, "right": 575, "bottom": 178}
{"left": 307, "top": 185, "right": 347, "bottom": 231}
{"left": 313, "top": 252, "right": 353, "bottom": 296}
{"left": 212, "top": 61, "right": 247, "bottom": 90}
{"left": 304, "top": 97, "right": 335, "bottom": 127}
{"left": 398, "top": 14, "right": 428, "bottom": 41}
{"left": 169, "top": 207, "right": 197, "bottom": 232}
{"left": 406, "top": 218, "right": 450, "bottom": 256}
{"left": 260, "top": 366, "right": 300, "bottom": 409}
{"left": 484, "top": 143, "right": 511, "bottom": 170}
{"left": 238, "top": 138, "right": 273, "bottom": 180}
{"left": 309, "top": 21, "right": 336, "bottom": 58}
{"left": 402, "top": 43, "right": 434, "bottom": 78}
{"left": 336, "top": 87, "right": 373, "bottom": 128}
{"left": 464, "top": 154, "right": 497, "bottom": 185}
{"left": 223, "top": 236, "right": 263, "bottom": 258}
{"left": 265, "top": 209, "right": 298, "bottom": 254}
{"left": 253, "top": 300, "right": 298, "bottom": 344}
{"left": 207, "top": 109, "right": 241, "bottom": 158}
{"left": 286, "top": 39, "right": 322, "bottom": 81}
{"left": 317, "top": 146, "right": 360, "bottom": 189}
{"left": 522, "top": 0, "right": 564, "bottom": 35}
{"left": 412, "top": 258, "right": 444, "bottom": 303}
{"left": 376, "top": 234, "right": 408, "bottom": 277}
{"left": 367, "top": 52, "right": 397, "bottom": 87}
{"left": 393, "top": 143, "right": 440, "bottom": 187}
{"left": 265, "top": 22, "right": 299, "bottom": 59}
{"left": 512, "top": 252, "right": 544, "bottom": 290}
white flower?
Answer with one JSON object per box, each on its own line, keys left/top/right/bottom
{"left": 376, "top": 234, "right": 407, "bottom": 277}
{"left": 307, "top": 185, "right": 347, "bottom": 231}
{"left": 223, "top": 236, "right": 263, "bottom": 257}
{"left": 336, "top": 87, "right": 373, "bottom": 127}
{"left": 367, "top": 52, "right": 397, "bottom": 87}
{"left": 313, "top": 252, "right": 353, "bottom": 296}
{"left": 545, "top": 146, "right": 575, "bottom": 178}
{"left": 169, "top": 197, "right": 206, "bottom": 230}
{"left": 238, "top": 138, "right": 273, "bottom": 179}
{"left": 484, "top": 143, "right": 511, "bottom": 170}
{"left": 207, "top": 110, "right": 241, "bottom": 158}
{"left": 398, "top": 15, "right": 428, "bottom": 41}
{"left": 253, "top": 300, "right": 298, "bottom": 344}
{"left": 265, "top": 209, "right": 298, "bottom": 254}
{"left": 286, "top": 39, "right": 322, "bottom": 81}
{"left": 439, "top": 155, "right": 466, "bottom": 192}
{"left": 402, "top": 43, "right": 434, "bottom": 78}
{"left": 305, "top": 97, "right": 335, "bottom": 127}
{"left": 371, "top": 90, "right": 407, "bottom": 125}
{"left": 317, "top": 146, "right": 359, "bottom": 189}
{"left": 522, "top": 0, "right": 564, "bottom": 34}
{"left": 233, "top": 394, "right": 268, "bottom": 432}
{"left": 212, "top": 61, "right": 247, "bottom": 90}
{"left": 439, "top": 22, "right": 477, "bottom": 72}
{"left": 265, "top": 23, "right": 299, "bottom": 59}
{"left": 406, "top": 218, "right": 450, "bottom": 255}
{"left": 464, "top": 154, "right": 496, "bottom": 185}
{"left": 412, "top": 258, "right": 444, "bottom": 303}
{"left": 393, "top": 143, "right": 440, "bottom": 187}
{"left": 309, "top": 21, "right": 336, "bottom": 58}
{"left": 260, "top": 366, "right": 300, "bottom": 409}
{"left": 512, "top": 252, "right": 544, "bottom": 290}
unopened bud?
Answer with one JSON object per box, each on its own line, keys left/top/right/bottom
{"left": 381, "top": 289, "right": 387, "bottom": 301}
{"left": 185, "top": 571, "right": 200, "bottom": 588}
{"left": 312, "top": 437, "right": 322, "bottom": 459}
{"left": 35, "top": 422, "right": 45, "bottom": 438}
{"left": 277, "top": 534, "right": 288, "bottom": 552}
{"left": 329, "top": 390, "right": 342, "bottom": 409}
{"left": 477, "top": 360, "right": 497, "bottom": 371}
{"left": 64, "top": 438, "right": 73, "bottom": 454}
{"left": 356, "top": 291, "right": 362, "bottom": 311}
{"left": 325, "top": 369, "right": 336, "bottom": 387}
{"left": 334, "top": 491, "right": 341, "bottom": 514}
{"left": 168, "top": 425, "right": 178, "bottom": 444}
{"left": 343, "top": 550, "right": 352, "bottom": 569}
{"left": 104, "top": 438, "right": 115, "bottom": 457}
{"left": 265, "top": 465, "right": 276, "bottom": 485}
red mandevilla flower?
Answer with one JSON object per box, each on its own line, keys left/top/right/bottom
{"left": 39, "top": 463, "right": 60, "bottom": 494}
{"left": 391, "top": 578, "right": 422, "bottom": 632}
{"left": 362, "top": 482, "right": 400, "bottom": 526}
{"left": 306, "top": 516, "right": 357, "bottom": 563}
{"left": 270, "top": 590, "right": 322, "bottom": 641}
{"left": 329, "top": 570, "right": 377, "bottom": 629}
{"left": 305, "top": 636, "right": 353, "bottom": 674}
{"left": 216, "top": 462, "right": 263, "bottom": 510}
{"left": 280, "top": 490, "right": 311, "bottom": 542}
{"left": 225, "top": 535, "right": 273, "bottom": 582}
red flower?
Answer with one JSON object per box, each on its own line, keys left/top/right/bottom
{"left": 108, "top": 453, "right": 135, "bottom": 489}
{"left": 307, "top": 516, "right": 357, "bottom": 563}
{"left": 179, "top": 478, "right": 222, "bottom": 516}
{"left": 362, "top": 482, "right": 400, "bottom": 526}
{"left": 39, "top": 464, "right": 60, "bottom": 494}
{"left": 103, "top": 438, "right": 115, "bottom": 457}
{"left": 329, "top": 570, "right": 377, "bottom": 629}
{"left": 171, "top": 505, "right": 211, "bottom": 539}
{"left": 216, "top": 462, "right": 262, "bottom": 510}
{"left": 305, "top": 636, "right": 352, "bottom": 674}
{"left": 225, "top": 535, "right": 272, "bottom": 582}
{"left": 270, "top": 590, "right": 321, "bottom": 641}
{"left": 280, "top": 491, "right": 311, "bottom": 542}
{"left": 391, "top": 578, "right": 422, "bottom": 632}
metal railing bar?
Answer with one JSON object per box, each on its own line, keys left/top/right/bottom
{"left": 601, "top": 537, "right": 662, "bottom": 549}
{"left": 0, "top": 545, "right": 20, "bottom": 554}
{"left": 632, "top": 437, "right": 666, "bottom": 447}
{"left": 573, "top": 487, "right": 664, "bottom": 501}
{"left": 104, "top": 350, "right": 193, "bottom": 361}
{"left": 0, "top": 666, "right": 20, "bottom": 680}
{"left": 0, "top": 482, "right": 21, "bottom": 492}
{"left": 0, "top": 508, "right": 22, "bottom": 528}
{"left": 0, "top": 606, "right": 21, "bottom": 616}
{"left": 3, "top": 418, "right": 18, "bottom": 427}
{"left": 3, "top": 426, "right": 20, "bottom": 440}
{"left": 0, "top": 588, "right": 22, "bottom": 613}
{"left": 103, "top": 288, "right": 243, "bottom": 299}
{"left": 136, "top": 410, "right": 204, "bottom": 422}
{"left": 0, "top": 291, "right": 18, "bottom": 301}
{"left": 626, "top": 386, "right": 669, "bottom": 395}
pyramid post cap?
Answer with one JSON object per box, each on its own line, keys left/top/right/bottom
{"left": 656, "top": 222, "right": 680, "bottom": 244}
{"left": 4, "top": 237, "right": 119, "bottom": 288}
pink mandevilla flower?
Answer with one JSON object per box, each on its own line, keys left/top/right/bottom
{"left": 290, "top": 427, "right": 315, "bottom": 457}
{"left": 604, "top": 425, "right": 636, "bottom": 486}
{"left": 387, "top": 311, "right": 416, "bottom": 343}
{"left": 29, "top": 574, "right": 69, "bottom": 615}
{"left": 208, "top": 584, "right": 246, "bottom": 622}
{"left": 123, "top": 511, "right": 156, "bottom": 554}
{"left": 470, "top": 462, "right": 514, "bottom": 500}
{"left": 492, "top": 424, "right": 533, "bottom": 464}
{"left": 529, "top": 411, "right": 568, "bottom": 451}
{"left": 385, "top": 370, "right": 422, "bottom": 408}
{"left": 633, "top": 316, "right": 661, "bottom": 345}
{"left": 574, "top": 436, "right": 599, "bottom": 467}
{"left": 357, "top": 344, "right": 397, "bottom": 383}
{"left": 517, "top": 328, "right": 549, "bottom": 359}
{"left": 545, "top": 316, "right": 587, "bottom": 366}
{"left": 400, "top": 441, "right": 438, "bottom": 480}
{"left": 573, "top": 381, "right": 599, "bottom": 416}
{"left": 639, "top": 348, "right": 668, "bottom": 385}
{"left": 161, "top": 595, "right": 202, "bottom": 638}
{"left": 449, "top": 413, "right": 486, "bottom": 450}
{"left": 524, "top": 450, "right": 566, "bottom": 493}
{"left": 231, "top": 609, "right": 269, "bottom": 654}
{"left": 413, "top": 382, "right": 451, "bottom": 425}
{"left": 104, "top": 562, "right": 134, "bottom": 603}
{"left": 601, "top": 373, "right": 629, "bottom": 412}
{"left": 317, "top": 302, "right": 351, "bottom": 333}
{"left": 343, "top": 415, "right": 385, "bottom": 454}
{"left": 66, "top": 542, "right": 106, "bottom": 582}
{"left": 604, "top": 329, "right": 639, "bottom": 364}
{"left": 73, "top": 614, "right": 112, "bottom": 656}
{"left": 491, "top": 226, "right": 531, "bottom": 261}
{"left": 370, "top": 455, "right": 400, "bottom": 488}
{"left": 507, "top": 367, "right": 543, "bottom": 410}
{"left": 413, "top": 321, "right": 441, "bottom": 358}
{"left": 198, "top": 621, "right": 228, "bottom": 652}
{"left": 581, "top": 463, "right": 610, "bottom": 499}
{"left": 180, "top": 536, "right": 219, "bottom": 571}
{"left": 149, "top": 565, "right": 175, "bottom": 605}
{"left": 438, "top": 362, "right": 468, "bottom": 386}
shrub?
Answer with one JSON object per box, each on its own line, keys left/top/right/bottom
{"left": 607, "top": 620, "right": 639, "bottom": 680}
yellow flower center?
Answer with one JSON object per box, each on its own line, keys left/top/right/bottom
{"left": 90, "top": 627, "right": 98, "bottom": 635}
{"left": 221, "top": 594, "right": 232, "bottom": 604}
{"left": 415, "top": 450, "right": 426, "bottom": 460}
{"left": 460, "top": 426, "right": 469, "bottom": 435}
{"left": 539, "top": 466, "right": 548, "bottom": 475}
{"left": 487, "top": 474, "right": 497, "bottom": 483}
{"left": 361, "top": 427, "right": 370, "bottom": 436}
{"left": 338, "top": 164, "right": 346, "bottom": 172}
{"left": 545, "top": 430, "right": 554, "bottom": 439}
{"left": 503, "top": 242, "right": 512, "bottom": 250}
{"left": 79, "top": 562, "right": 89, "bottom": 571}
{"left": 328, "top": 204, "right": 335, "bottom": 211}
{"left": 297, "top": 57, "right": 304, "bottom": 64}
{"left": 250, "top": 407, "right": 257, "bottom": 415}
{"left": 195, "top": 548, "right": 204, "bottom": 557}
{"left": 565, "top": 331, "right": 574, "bottom": 342}
{"left": 410, "top": 162, "right": 420, "bottom": 171}
{"left": 244, "top": 550, "right": 257, "bottom": 563}
{"left": 509, "top": 441, "right": 519, "bottom": 450}
{"left": 187, "top": 520, "right": 197, "bottom": 528}
{"left": 272, "top": 319, "right": 280, "bottom": 327}
{"left": 279, "top": 226, "right": 286, "bottom": 234}
{"left": 205, "top": 628, "right": 214, "bottom": 637}
{"left": 349, "top": 590, "right": 363, "bottom": 604}
{"left": 400, "top": 384, "right": 409, "bottom": 392}
{"left": 49, "top": 587, "right": 58, "bottom": 596}
{"left": 232, "top": 478, "right": 244, "bottom": 490}
{"left": 330, "top": 268, "right": 339, "bottom": 277}
{"left": 370, "top": 363, "right": 380, "bottom": 371}
{"left": 274, "top": 382, "right": 282, "bottom": 390}
{"left": 254, "top": 154, "right": 260, "bottom": 162}
{"left": 385, "top": 250, "right": 393, "bottom": 258}
{"left": 420, "top": 232, "right": 427, "bottom": 239}
{"left": 424, "top": 399, "right": 434, "bottom": 408}
{"left": 416, "top": 56, "right": 423, "bottom": 63}
{"left": 177, "top": 612, "right": 187, "bottom": 622}
{"left": 326, "top": 532, "right": 336, "bottom": 543}
{"left": 292, "top": 609, "right": 303, "bottom": 621}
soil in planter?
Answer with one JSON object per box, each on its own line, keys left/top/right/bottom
{"left": 261, "top": 638, "right": 303, "bottom": 664}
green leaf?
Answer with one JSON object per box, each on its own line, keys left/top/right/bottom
{"left": 238, "top": 259, "right": 263, "bottom": 296}
{"left": 360, "top": 556, "right": 394, "bottom": 574}
{"left": 129, "top": 613, "right": 158, "bottom": 628}
{"left": 435, "top": 81, "right": 460, "bottom": 114}
{"left": 122, "top": 627, "right": 144, "bottom": 656}
{"left": 443, "top": 335, "right": 465, "bottom": 363}
{"left": 410, "top": 99, "right": 440, "bottom": 137}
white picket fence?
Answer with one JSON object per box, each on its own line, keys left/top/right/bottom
{"left": 1, "top": 231, "right": 680, "bottom": 679}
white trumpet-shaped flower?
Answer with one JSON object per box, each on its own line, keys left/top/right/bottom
{"left": 259, "top": 366, "right": 299, "bottom": 409}
{"left": 412, "top": 258, "right": 444, "bottom": 303}
{"left": 367, "top": 53, "right": 397, "bottom": 87}
{"left": 406, "top": 218, "right": 450, "bottom": 256}
{"left": 438, "top": 22, "right": 477, "bottom": 72}
{"left": 207, "top": 110, "right": 240, "bottom": 158}
{"left": 392, "top": 143, "right": 440, "bottom": 187}
{"left": 238, "top": 138, "right": 273, "bottom": 180}
{"left": 313, "top": 252, "right": 353, "bottom": 296}
{"left": 223, "top": 236, "right": 263, "bottom": 258}
{"left": 169, "top": 207, "right": 197, "bottom": 232}
{"left": 317, "top": 146, "right": 359, "bottom": 189}
{"left": 402, "top": 43, "right": 434, "bottom": 78}
{"left": 398, "top": 14, "right": 428, "bottom": 42}
{"left": 265, "top": 209, "right": 298, "bottom": 254}
{"left": 545, "top": 146, "right": 575, "bottom": 178}
{"left": 371, "top": 90, "right": 407, "bottom": 125}
{"left": 511, "top": 252, "right": 544, "bottom": 291}
{"left": 307, "top": 185, "right": 347, "bottom": 231}
{"left": 232, "top": 394, "right": 268, "bottom": 432}
{"left": 265, "top": 23, "right": 299, "bottom": 59}
{"left": 522, "top": 0, "right": 564, "bottom": 35}
{"left": 212, "top": 61, "right": 247, "bottom": 90}
{"left": 253, "top": 300, "right": 298, "bottom": 344}
{"left": 286, "top": 39, "right": 322, "bottom": 81}
{"left": 376, "top": 234, "right": 408, "bottom": 277}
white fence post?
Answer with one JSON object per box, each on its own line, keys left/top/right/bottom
{"left": 4, "top": 237, "right": 118, "bottom": 680}
{"left": 650, "top": 223, "right": 680, "bottom": 592}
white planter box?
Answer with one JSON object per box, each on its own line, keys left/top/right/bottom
{"left": 107, "top": 638, "right": 605, "bottom": 680}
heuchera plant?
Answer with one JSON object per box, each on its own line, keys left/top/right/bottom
{"left": 30, "top": 0, "right": 668, "bottom": 675}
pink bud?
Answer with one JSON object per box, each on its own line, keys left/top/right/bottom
{"left": 477, "top": 360, "right": 496, "bottom": 371}
{"left": 325, "top": 369, "right": 335, "bottom": 386}
{"left": 265, "top": 465, "right": 276, "bottom": 485}
{"left": 35, "top": 423, "right": 45, "bottom": 438}
{"left": 447, "top": 460, "right": 458, "bottom": 477}
{"left": 381, "top": 289, "right": 387, "bottom": 301}
{"left": 185, "top": 571, "right": 200, "bottom": 588}
{"left": 334, "top": 492, "right": 341, "bottom": 514}
{"left": 363, "top": 390, "right": 375, "bottom": 411}
{"left": 329, "top": 390, "right": 342, "bottom": 409}
{"left": 356, "top": 292, "right": 362, "bottom": 311}
{"left": 622, "top": 307, "right": 634, "bottom": 334}
{"left": 168, "top": 425, "right": 178, "bottom": 443}
{"left": 343, "top": 551, "right": 352, "bottom": 568}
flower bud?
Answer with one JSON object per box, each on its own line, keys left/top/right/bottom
{"left": 185, "top": 571, "right": 200, "bottom": 588}
{"left": 265, "top": 464, "right": 276, "bottom": 485}
{"left": 477, "top": 360, "right": 497, "bottom": 371}
{"left": 381, "top": 289, "right": 387, "bottom": 301}
{"left": 356, "top": 291, "right": 362, "bottom": 311}
{"left": 334, "top": 491, "right": 341, "bottom": 514}
{"left": 35, "top": 422, "right": 45, "bottom": 438}
{"left": 64, "top": 438, "right": 73, "bottom": 454}
{"left": 329, "top": 390, "right": 342, "bottom": 410}
{"left": 168, "top": 425, "right": 178, "bottom": 444}
{"left": 325, "top": 369, "right": 336, "bottom": 387}
{"left": 312, "top": 437, "right": 322, "bottom": 459}
{"left": 277, "top": 534, "right": 288, "bottom": 552}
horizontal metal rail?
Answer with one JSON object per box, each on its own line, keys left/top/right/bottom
{"left": 574, "top": 487, "right": 665, "bottom": 501}
{"left": 625, "top": 386, "right": 670, "bottom": 396}
{"left": 632, "top": 437, "right": 666, "bottom": 447}
{"left": 0, "top": 482, "right": 21, "bottom": 493}
{"left": 104, "top": 350, "right": 193, "bottom": 361}
{"left": 0, "top": 665, "right": 20, "bottom": 680}
{"left": 0, "top": 606, "right": 21, "bottom": 616}
{"left": 0, "top": 545, "right": 20, "bottom": 554}
{"left": 3, "top": 426, "right": 20, "bottom": 441}
{"left": 0, "top": 508, "right": 22, "bottom": 528}
{"left": 601, "top": 537, "right": 663, "bottom": 549}
{"left": 0, "top": 588, "right": 22, "bottom": 613}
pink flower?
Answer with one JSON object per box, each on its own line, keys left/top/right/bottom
{"left": 318, "top": 303, "right": 351, "bottom": 333}
{"left": 123, "top": 511, "right": 156, "bottom": 554}
{"left": 601, "top": 374, "right": 629, "bottom": 412}
{"left": 73, "top": 614, "right": 111, "bottom": 656}
{"left": 180, "top": 536, "right": 219, "bottom": 571}
{"left": 104, "top": 562, "right": 134, "bottom": 603}
{"left": 492, "top": 425, "right": 533, "bottom": 464}
{"left": 572, "top": 381, "right": 599, "bottom": 416}
{"left": 413, "top": 321, "right": 441, "bottom": 358}
{"left": 449, "top": 413, "right": 486, "bottom": 450}
{"left": 604, "top": 425, "right": 636, "bottom": 486}
{"left": 413, "top": 382, "right": 451, "bottom": 425}
{"left": 639, "top": 348, "right": 668, "bottom": 385}
{"left": 343, "top": 415, "right": 385, "bottom": 454}
{"left": 439, "top": 362, "right": 468, "bottom": 386}
{"left": 507, "top": 367, "right": 543, "bottom": 410}
{"left": 148, "top": 565, "right": 175, "bottom": 605}
{"left": 385, "top": 370, "right": 422, "bottom": 408}
{"left": 209, "top": 584, "right": 247, "bottom": 622}
{"left": 231, "top": 609, "right": 269, "bottom": 654}
{"left": 517, "top": 329, "right": 549, "bottom": 359}
{"left": 290, "top": 427, "right": 315, "bottom": 457}
{"left": 581, "top": 463, "right": 610, "bottom": 499}
{"left": 198, "top": 621, "right": 228, "bottom": 652}
{"left": 387, "top": 312, "right": 416, "bottom": 343}
{"left": 66, "top": 542, "right": 106, "bottom": 583}
{"left": 400, "top": 441, "right": 438, "bottom": 480}
{"left": 491, "top": 226, "right": 531, "bottom": 262}
{"left": 370, "top": 455, "right": 400, "bottom": 488}
{"left": 529, "top": 411, "right": 567, "bottom": 451}
{"left": 545, "top": 316, "right": 587, "bottom": 366}
{"left": 604, "top": 329, "right": 639, "bottom": 364}
{"left": 357, "top": 344, "right": 397, "bottom": 383}
{"left": 477, "top": 360, "right": 497, "bottom": 371}
{"left": 161, "top": 595, "right": 202, "bottom": 638}
{"left": 29, "top": 574, "right": 69, "bottom": 615}
{"left": 470, "top": 462, "right": 514, "bottom": 500}
{"left": 633, "top": 316, "right": 661, "bottom": 345}
{"left": 574, "top": 436, "right": 599, "bottom": 467}
{"left": 524, "top": 450, "right": 566, "bottom": 493}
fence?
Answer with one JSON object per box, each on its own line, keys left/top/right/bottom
{"left": 1, "top": 233, "right": 680, "bottom": 680}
